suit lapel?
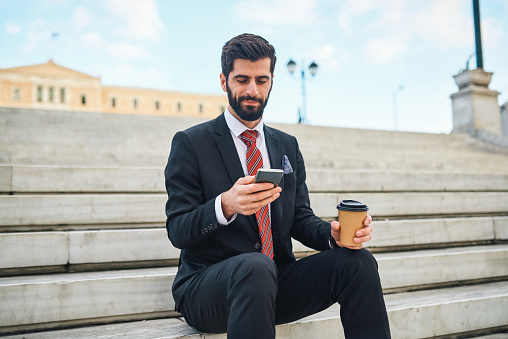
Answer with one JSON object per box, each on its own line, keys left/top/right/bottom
{"left": 214, "top": 114, "right": 245, "bottom": 185}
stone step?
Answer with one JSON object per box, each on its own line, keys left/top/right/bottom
{"left": 384, "top": 281, "right": 508, "bottom": 338}
{"left": 0, "top": 267, "right": 177, "bottom": 334}
{"left": 306, "top": 169, "right": 508, "bottom": 192}
{"left": 3, "top": 165, "right": 508, "bottom": 193}
{"left": 304, "top": 156, "right": 507, "bottom": 173}
{"left": 1, "top": 108, "right": 499, "bottom": 158}
{"left": 0, "top": 108, "right": 480, "bottom": 150}
{"left": 2, "top": 192, "right": 507, "bottom": 227}
{"left": 2, "top": 217, "right": 506, "bottom": 271}
{"left": 3, "top": 141, "right": 505, "bottom": 171}
{"left": 376, "top": 244, "right": 508, "bottom": 292}
{"left": 466, "top": 334, "right": 508, "bottom": 339}
{"left": 5, "top": 142, "right": 504, "bottom": 171}
{"left": 310, "top": 191, "right": 508, "bottom": 219}
{"left": 1, "top": 245, "right": 507, "bottom": 333}
{"left": 0, "top": 165, "right": 165, "bottom": 193}
{"left": 3, "top": 281, "right": 508, "bottom": 338}
{"left": 2, "top": 108, "right": 507, "bottom": 172}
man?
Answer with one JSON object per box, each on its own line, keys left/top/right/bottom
{"left": 165, "top": 33, "right": 391, "bottom": 338}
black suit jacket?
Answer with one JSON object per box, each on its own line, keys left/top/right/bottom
{"left": 165, "top": 113, "right": 330, "bottom": 310}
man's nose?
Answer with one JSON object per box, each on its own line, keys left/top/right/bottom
{"left": 246, "top": 81, "right": 258, "bottom": 97}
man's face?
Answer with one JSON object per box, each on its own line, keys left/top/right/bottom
{"left": 220, "top": 58, "right": 273, "bottom": 123}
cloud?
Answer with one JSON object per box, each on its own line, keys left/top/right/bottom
{"left": 105, "top": 0, "right": 164, "bottom": 42}
{"left": 364, "top": 37, "right": 408, "bottom": 65}
{"left": 307, "top": 44, "right": 346, "bottom": 71}
{"left": 20, "top": 18, "right": 51, "bottom": 52}
{"left": 73, "top": 6, "right": 94, "bottom": 29}
{"left": 101, "top": 63, "right": 170, "bottom": 89}
{"left": 481, "top": 16, "right": 505, "bottom": 51}
{"left": 337, "top": 0, "right": 382, "bottom": 36}
{"left": 338, "top": 0, "right": 475, "bottom": 64}
{"left": 106, "top": 42, "right": 150, "bottom": 60}
{"left": 137, "top": 68, "right": 171, "bottom": 89}
{"left": 411, "top": 0, "right": 472, "bottom": 48}
{"left": 81, "top": 32, "right": 149, "bottom": 61}
{"left": 233, "top": 0, "right": 318, "bottom": 26}
{"left": 5, "top": 22, "right": 21, "bottom": 34}
{"left": 81, "top": 32, "right": 105, "bottom": 49}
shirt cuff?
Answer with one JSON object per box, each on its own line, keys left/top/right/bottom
{"left": 215, "top": 193, "right": 237, "bottom": 225}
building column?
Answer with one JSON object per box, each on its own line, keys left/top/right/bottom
{"left": 450, "top": 68, "right": 501, "bottom": 136}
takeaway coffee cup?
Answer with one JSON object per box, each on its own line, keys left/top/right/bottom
{"left": 337, "top": 200, "right": 369, "bottom": 247}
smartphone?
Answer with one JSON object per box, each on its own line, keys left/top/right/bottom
{"left": 254, "top": 169, "right": 284, "bottom": 187}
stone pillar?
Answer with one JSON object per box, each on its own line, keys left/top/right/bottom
{"left": 450, "top": 68, "right": 501, "bottom": 136}
{"left": 501, "top": 101, "right": 508, "bottom": 137}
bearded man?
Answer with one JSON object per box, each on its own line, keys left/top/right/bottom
{"left": 164, "top": 33, "right": 391, "bottom": 339}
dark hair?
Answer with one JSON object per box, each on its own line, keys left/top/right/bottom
{"left": 221, "top": 33, "right": 276, "bottom": 80}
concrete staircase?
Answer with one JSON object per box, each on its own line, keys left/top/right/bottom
{"left": 1, "top": 107, "right": 508, "bottom": 338}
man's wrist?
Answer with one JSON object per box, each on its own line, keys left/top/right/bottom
{"left": 329, "top": 234, "right": 340, "bottom": 249}
{"left": 220, "top": 191, "right": 236, "bottom": 220}
{"left": 215, "top": 194, "right": 237, "bottom": 225}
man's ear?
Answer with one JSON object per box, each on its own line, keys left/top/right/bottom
{"left": 220, "top": 73, "right": 227, "bottom": 93}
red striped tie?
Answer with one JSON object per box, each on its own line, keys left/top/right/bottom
{"left": 239, "top": 130, "right": 274, "bottom": 259}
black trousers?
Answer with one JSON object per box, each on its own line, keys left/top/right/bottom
{"left": 179, "top": 248, "right": 391, "bottom": 339}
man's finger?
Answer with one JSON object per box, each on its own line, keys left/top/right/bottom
{"left": 356, "top": 225, "right": 373, "bottom": 237}
{"left": 364, "top": 215, "right": 373, "bottom": 225}
{"left": 331, "top": 220, "right": 340, "bottom": 231}
{"left": 236, "top": 175, "right": 255, "bottom": 185}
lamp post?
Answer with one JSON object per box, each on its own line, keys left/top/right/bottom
{"left": 287, "top": 59, "right": 318, "bottom": 124}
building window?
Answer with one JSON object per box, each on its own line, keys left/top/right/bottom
{"left": 60, "top": 88, "right": 66, "bottom": 103}
{"left": 198, "top": 103, "right": 203, "bottom": 114}
{"left": 49, "top": 87, "right": 54, "bottom": 103}
{"left": 155, "top": 100, "right": 160, "bottom": 110}
{"left": 37, "top": 86, "right": 43, "bottom": 102}
{"left": 13, "top": 88, "right": 21, "bottom": 101}
{"left": 177, "top": 102, "right": 182, "bottom": 112}
{"left": 133, "top": 98, "right": 138, "bottom": 109}
{"left": 81, "top": 94, "right": 87, "bottom": 105}
{"left": 111, "top": 97, "right": 116, "bottom": 108}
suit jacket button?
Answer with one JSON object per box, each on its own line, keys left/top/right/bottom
{"left": 254, "top": 242, "right": 261, "bottom": 250}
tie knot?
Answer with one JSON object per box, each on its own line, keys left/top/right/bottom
{"left": 240, "top": 130, "right": 258, "bottom": 146}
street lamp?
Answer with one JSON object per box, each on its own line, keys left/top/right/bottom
{"left": 287, "top": 59, "right": 318, "bottom": 124}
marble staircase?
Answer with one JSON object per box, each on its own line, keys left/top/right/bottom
{"left": 1, "top": 108, "right": 507, "bottom": 338}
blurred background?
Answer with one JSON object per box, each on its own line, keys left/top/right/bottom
{"left": 1, "top": 0, "right": 507, "bottom": 133}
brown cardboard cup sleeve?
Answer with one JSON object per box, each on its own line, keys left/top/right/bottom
{"left": 337, "top": 200, "right": 369, "bottom": 247}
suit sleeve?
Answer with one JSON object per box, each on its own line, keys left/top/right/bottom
{"left": 165, "top": 131, "right": 220, "bottom": 249}
{"left": 290, "top": 138, "right": 331, "bottom": 251}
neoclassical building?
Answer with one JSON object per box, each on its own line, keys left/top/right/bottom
{"left": 0, "top": 60, "right": 228, "bottom": 118}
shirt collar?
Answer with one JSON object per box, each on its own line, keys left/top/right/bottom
{"left": 224, "top": 107, "right": 265, "bottom": 140}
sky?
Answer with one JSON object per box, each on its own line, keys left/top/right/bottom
{"left": 1, "top": 0, "right": 507, "bottom": 134}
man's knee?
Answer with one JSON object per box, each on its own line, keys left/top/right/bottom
{"left": 231, "top": 253, "right": 277, "bottom": 295}
{"left": 330, "top": 248, "right": 379, "bottom": 280}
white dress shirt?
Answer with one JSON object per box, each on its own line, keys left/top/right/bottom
{"left": 214, "top": 108, "right": 272, "bottom": 225}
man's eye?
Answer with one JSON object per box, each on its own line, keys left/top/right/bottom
{"left": 257, "top": 79, "right": 268, "bottom": 84}
{"left": 237, "top": 79, "right": 248, "bottom": 83}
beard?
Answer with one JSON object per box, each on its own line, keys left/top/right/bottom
{"left": 226, "top": 83, "right": 271, "bottom": 122}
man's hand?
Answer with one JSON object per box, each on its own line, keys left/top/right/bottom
{"left": 330, "top": 215, "right": 373, "bottom": 250}
{"left": 221, "top": 175, "right": 282, "bottom": 219}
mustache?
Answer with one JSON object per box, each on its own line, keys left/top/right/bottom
{"left": 239, "top": 95, "right": 263, "bottom": 104}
